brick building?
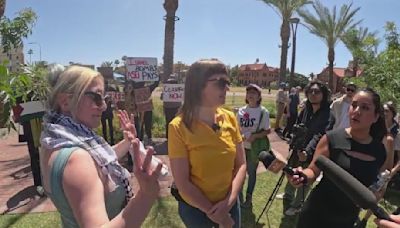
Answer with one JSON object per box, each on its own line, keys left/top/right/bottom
{"left": 0, "top": 45, "right": 24, "bottom": 73}
{"left": 317, "top": 63, "right": 362, "bottom": 93}
{"left": 237, "top": 63, "right": 279, "bottom": 88}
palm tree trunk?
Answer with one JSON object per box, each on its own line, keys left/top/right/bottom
{"left": 328, "top": 47, "right": 335, "bottom": 92}
{"left": 163, "top": 0, "right": 178, "bottom": 83}
{"left": 352, "top": 58, "right": 358, "bottom": 77}
{"left": 0, "top": 0, "right": 5, "bottom": 18}
{"left": 279, "top": 20, "right": 290, "bottom": 84}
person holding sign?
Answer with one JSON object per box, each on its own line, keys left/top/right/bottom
{"left": 168, "top": 59, "right": 246, "bottom": 228}
{"left": 162, "top": 77, "right": 183, "bottom": 138}
{"left": 40, "top": 65, "right": 162, "bottom": 228}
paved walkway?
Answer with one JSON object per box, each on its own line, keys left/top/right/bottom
{"left": 0, "top": 130, "right": 289, "bottom": 214}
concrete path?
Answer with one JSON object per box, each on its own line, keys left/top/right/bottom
{"left": 0, "top": 130, "right": 289, "bottom": 214}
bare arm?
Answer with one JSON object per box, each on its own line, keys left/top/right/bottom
{"left": 226, "top": 142, "right": 247, "bottom": 208}
{"left": 112, "top": 139, "right": 130, "bottom": 159}
{"left": 382, "top": 135, "right": 395, "bottom": 172}
{"left": 63, "top": 142, "right": 160, "bottom": 228}
{"left": 170, "top": 158, "right": 214, "bottom": 213}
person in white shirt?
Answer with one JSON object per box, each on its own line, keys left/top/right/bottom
{"left": 330, "top": 83, "right": 357, "bottom": 130}
{"left": 237, "top": 84, "right": 271, "bottom": 208}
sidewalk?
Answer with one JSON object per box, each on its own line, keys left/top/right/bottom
{"left": 0, "top": 130, "right": 289, "bottom": 214}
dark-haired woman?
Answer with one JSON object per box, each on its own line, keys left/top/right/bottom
{"left": 288, "top": 88, "right": 391, "bottom": 228}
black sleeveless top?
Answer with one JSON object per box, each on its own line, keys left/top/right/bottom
{"left": 297, "top": 128, "right": 386, "bottom": 228}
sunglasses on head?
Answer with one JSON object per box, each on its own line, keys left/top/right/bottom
{"left": 308, "top": 88, "right": 321, "bottom": 95}
{"left": 84, "top": 91, "right": 106, "bottom": 107}
{"left": 346, "top": 88, "right": 355, "bottom": 92}
{"left": 207, "top": 77, "right": 231, "bottom": 89}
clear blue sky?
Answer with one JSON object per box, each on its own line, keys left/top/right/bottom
{"left": 6, "top": 0, "right": 400, "bottom": 76}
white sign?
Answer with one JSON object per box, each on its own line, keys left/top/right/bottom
{"left": 126, "top": 57, "right": 159, "bottom": 82}
{"left": 163, "top": 84, "right": 184, "bottom": 102}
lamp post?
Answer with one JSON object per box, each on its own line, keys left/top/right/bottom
{"left": 28, "top": 42, "right": 41, "bottom": 61}
{"left": 289, "top": 17, "right": 300, "bottom": 88}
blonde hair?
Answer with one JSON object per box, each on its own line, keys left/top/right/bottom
{"left": 47, "top": 65, "right": 103, "bottom": 117}
{"left": 181, "top": 59, "right": 227, "bottom": 131}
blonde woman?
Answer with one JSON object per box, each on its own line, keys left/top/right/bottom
{"left": 168, "top": 59, "right": 246, "bottom": 228}
{"left": 40, "top": 65, "right": 162, "bottom": 228}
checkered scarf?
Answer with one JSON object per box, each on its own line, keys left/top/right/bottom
{"left": 40, "top": 111, "right": 133, "bottom": 201}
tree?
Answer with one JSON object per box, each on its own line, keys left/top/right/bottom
{"left": 114, "top": 59, "right": 120, "bottom": 68}
{"left": 358, "top": 22, "right": 400, "bottom": 102}
{"left": 101, "top": 61, "right": 113, "bottom": 67}
{"left": 0, "top": 8, "right": 37, "bottom": 53}
{"left": 163, "top": 0, "right": 178, "bottom": 83}
{"left": 341, "top": 27, "right": 379, "bottom": 77}
{"left": 0, "top": 0, "right": 6, "bottom": 19}
{"left": 298, "top": 0, "right": 360, "bottom": 92}
{"left": 261, "top": 0, "right": 312, "bottom": 84}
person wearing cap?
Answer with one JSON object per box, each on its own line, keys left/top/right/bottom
{"left": 275, "top": 83, "right": 289, "bottom": 132}
{"left": 330, "top": 82, "right": 357, "bottom": 130}
{"left": 162, "top": 77, "right": 182, "bottom": 138}
{"left": 236, "top": 83, "right": 271, "bottom": 208}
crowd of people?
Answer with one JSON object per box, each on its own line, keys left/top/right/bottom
{"left": 31, "top": 59, "right": 400, "bottom": 228}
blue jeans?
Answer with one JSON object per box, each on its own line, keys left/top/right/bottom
{"left": 178, "top": 199, "right": 241, "bottom": 228}
{"left": 240, "top": 149, "right": 258, "bottom": 201}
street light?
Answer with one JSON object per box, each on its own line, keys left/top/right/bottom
{"left": 28, "top": 42, "right": 41, "bottom": 61}
{"left": 289, "top": 17, "right": 300, "bottom": 88}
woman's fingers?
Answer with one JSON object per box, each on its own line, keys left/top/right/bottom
{"left": 141, "top": 147, "right": 154, "bottom": 173}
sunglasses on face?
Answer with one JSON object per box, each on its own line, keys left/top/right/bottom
{"left": 84, "top": 91, "right": 106, "bottom": 107}
{"left": 207, "top": 77, "right": 231, "bottom": 89}
{"left": 346, "top": 88, "right": 355, "bottom": 93}
{"left": 308, "top": 89, "right": 321, "bottom": 95}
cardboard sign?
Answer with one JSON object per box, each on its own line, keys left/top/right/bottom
{"left": 163, "top": 84, "right": 184, "bottom": 102}
{"left": 126, "top": 57, "right": 159, "bottom": 82}
{"left": 106, "top": 91, "right": 125, "bottom": 104}
{"left": 133, "top": 87, "right": 153, "bottom": 112}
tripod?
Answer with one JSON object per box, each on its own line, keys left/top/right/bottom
{"left": 255, "top": 149, "right": 304, "bottom": 227}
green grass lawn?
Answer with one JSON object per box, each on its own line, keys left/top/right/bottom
{"left": 2, "top": 173, "right": 399, "bottom": 227}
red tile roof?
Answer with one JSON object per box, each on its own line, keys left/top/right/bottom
{"left": 239, "top": 63, "right": 267, "bottom": 71}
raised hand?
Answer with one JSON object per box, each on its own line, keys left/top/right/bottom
{"left": 118, "top": 110, "right": 137, "bottom": 139}
{"left": 131, "top": 138, "right": 161, "bottom": 198}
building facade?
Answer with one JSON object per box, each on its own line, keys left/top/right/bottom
{"left": 317, "top": 63, "right": 362, "bottom": 93}
{"left": 0, "top": 46, "right": 24, "bottom": 73}
{"left": 237, "top": 63, "right": 279, "bottom": 88}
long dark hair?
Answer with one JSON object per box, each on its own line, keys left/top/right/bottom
{"left": 304, "top": 80, "right": 330, "bottom": 109}
{"left": 180, "top": 59, "right": 227, "bottom": 131}
{"left": 359, "top": 88, "right": 386, "bottom": 142}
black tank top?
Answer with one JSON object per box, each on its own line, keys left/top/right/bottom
{"left": 297, "top": 128, "right": 386, "bottom": 228}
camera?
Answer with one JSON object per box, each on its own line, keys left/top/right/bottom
{"left": 258, "top": 150, "right": 290, "bottom": 174}
{"left": 289, "top": 123, "right": 308, "bottom": 151}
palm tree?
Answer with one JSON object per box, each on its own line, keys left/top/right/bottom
{"left": 341, "top": 27, "right": 379, "bottom": 77}
{"left": 0, "top": 0, "right": 6, "bottom": 18}
{"left": 163, "top": 0, "right": 178, "bottom": 83}
{"left": 298, "top": 0, "right": 360, "bottom": 91}
{"left": 261, "top": 0, "right": 312, "bottom": 84}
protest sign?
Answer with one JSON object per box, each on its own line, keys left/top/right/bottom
{"left": 162, "top": 84, "right": 184, "bottom": 102}
{"left": 133, "top": 87, "right": 153, "bottom": 112}
{"left": 106, "top": 91, "right": 125, "bottom": 104}
{"left": 126, "top": 57, "right": 159, "bottom": 82}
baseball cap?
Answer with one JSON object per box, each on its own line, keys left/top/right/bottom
{"left": 246, "top": 84, "right": 262, "bottom": 93}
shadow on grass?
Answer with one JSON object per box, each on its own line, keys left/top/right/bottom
{"left": 0, "top": 185, "right": 48, "bottom": 227}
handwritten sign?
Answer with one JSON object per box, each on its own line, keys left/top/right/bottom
{"left": 133, "top": 87, "right": 153, "bottom": 112}
{"left": 106, "top": 91, "right": 125, "bottom": 104}
{"left": 126, "top": 57, "right": 159, "bottom": 82}
{"left": 162, "top": 84, "right": 184, "bottom": 102}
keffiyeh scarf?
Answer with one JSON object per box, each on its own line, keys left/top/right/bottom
{"left": 41, "top": 111, "right": 133, "bottom": 201}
